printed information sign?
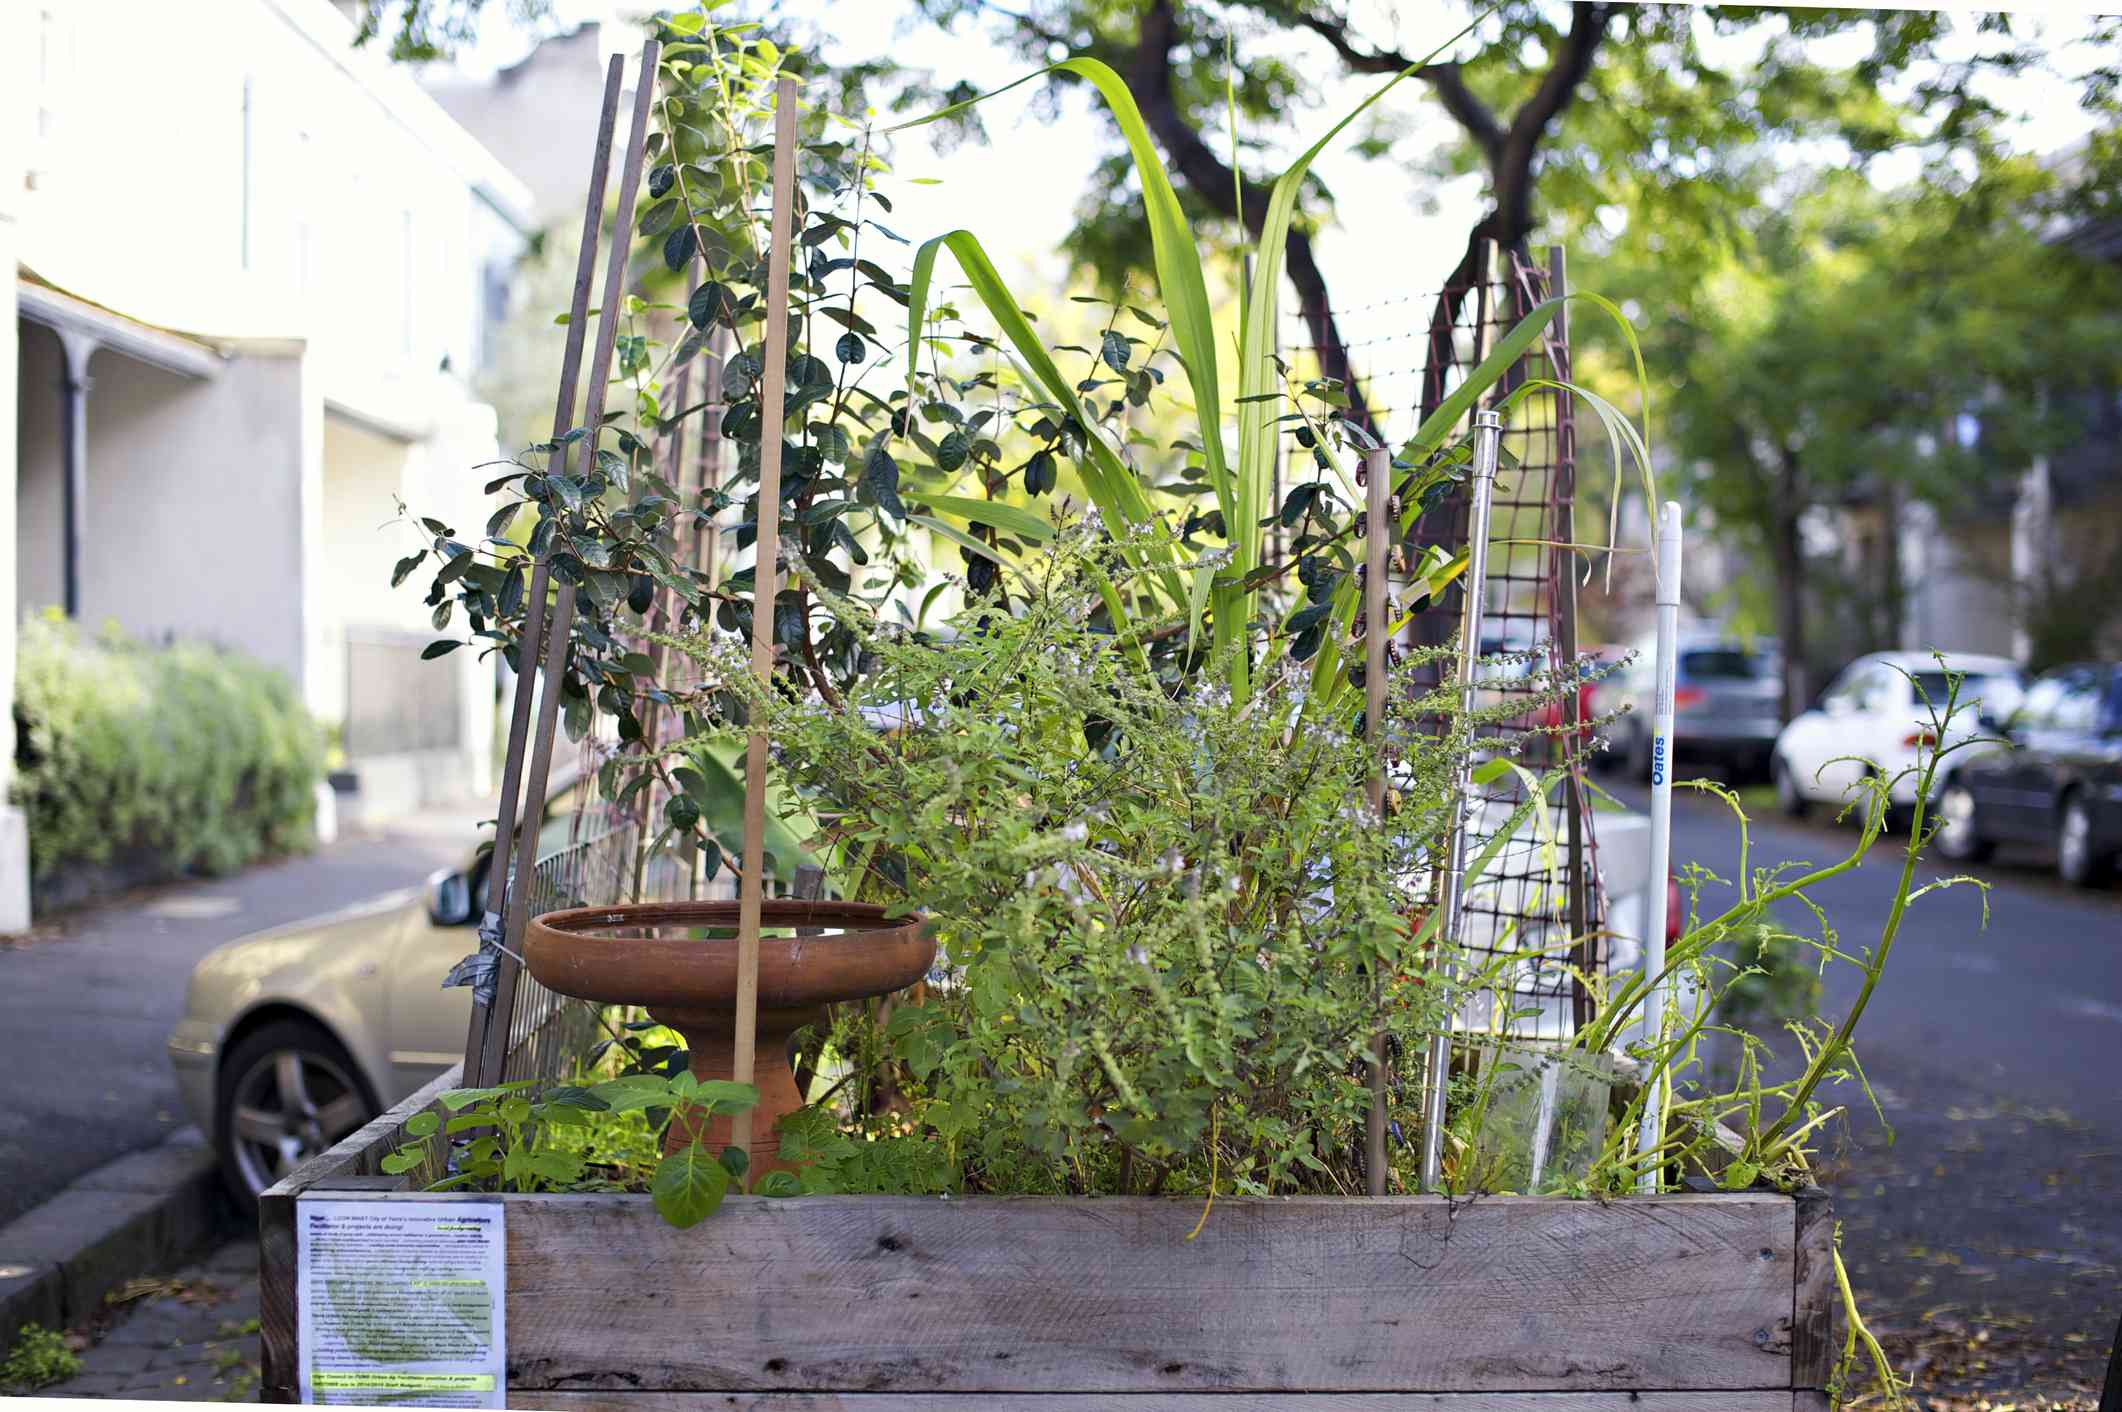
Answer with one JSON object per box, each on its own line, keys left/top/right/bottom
{"left": 297, "top": 1199, "right": 506, "bottom": 1407}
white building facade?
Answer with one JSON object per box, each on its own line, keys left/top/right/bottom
{"left": 3, "top": 0, "right": 534, "bottom": 918}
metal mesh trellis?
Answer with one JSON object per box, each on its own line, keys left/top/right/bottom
{"left": 1288, "top": 241, "right": 1606, "bottom": 1038}
{"left": 492, "top": 775, "right": 726, "bottom": 1089}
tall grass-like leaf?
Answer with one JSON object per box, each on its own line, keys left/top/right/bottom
{"left": 1234, "top": 10, "right": 1491, "bottom": 695}
{"left": 893, "top": 61, "right": 1231, "bottom": 524}
{"left": 905, "top": 229, "right": 1185, "bottom": 623}
{"left": 911, "top": 493, "right": 1056, "bottom": 543}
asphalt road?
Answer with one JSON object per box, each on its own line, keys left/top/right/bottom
{"left": 1607, "top": 773, "right": 2122, "bottom": 1399}
{"left": 0, "top": 824, "right": 467, "bottom": 1228}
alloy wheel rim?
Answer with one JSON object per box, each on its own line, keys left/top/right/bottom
{"left": 2060, "top": 804, "right": 2089, "bottom": 876}
{"left": 228, "top": 1049, "right": 368, "bottom": 1195}
{"left": 1938, "top": 787, "right": 1975, "bottom": 851}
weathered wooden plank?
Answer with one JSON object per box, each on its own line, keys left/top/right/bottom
{"left": 489, "top": 1192, "right": 1795, "bottom": 1393}
{"left": 256, "top": 1178, "right": 298, "bottom": 1403}
{"left": 261, "top": 1083, "right": 1806, "bottom": 1399}
{"left": 1790, "top": 1185, "right": 1837, "bottom": 1391}
{"left": 530, "top": 1395, "right": 1799, "bottom": 1411}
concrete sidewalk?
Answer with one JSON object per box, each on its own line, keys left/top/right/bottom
{"left": 0, "top": 807, "right": 480, "bottom": 1230}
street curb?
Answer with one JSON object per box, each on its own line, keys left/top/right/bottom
{"left": 0, "top": 1127, "right": 236, "bottom": 1359}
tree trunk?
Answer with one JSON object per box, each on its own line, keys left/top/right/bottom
{"left": 1771, "top": 459, "right": 1809, "bottom": 721}
{"left": 1879, "top": 481, "right": 1904, "bottom": 650}
{"left": 1127, "top": 0, "right": 1377, "bottom": 433}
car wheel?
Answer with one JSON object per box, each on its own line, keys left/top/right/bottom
{"left": 1773, "top": 755, "right": 1809, "bottom": 819}
{"left": 2056, "top": 794, "right": 2110, "bottom": 888}
{"left": 214, "top": 1018, "right": 376, "bottom": 1213}
{"left": 1932, "top": 781, "right": 1993, "bottom": 862}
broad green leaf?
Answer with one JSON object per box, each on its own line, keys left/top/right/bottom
{"left": 651, "top": 1140, "right": 730, "bottom": 1228}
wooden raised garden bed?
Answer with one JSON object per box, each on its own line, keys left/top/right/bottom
{"left": 260, "top": 1067, "right": 1838, "bottom": 1410}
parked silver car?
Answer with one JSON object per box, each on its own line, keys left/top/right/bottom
{"left": 1596, "top": 632, "right": 1784, "bottom": 780}
{"left": 166, "top": 774, "right": 583, "bottom": 1207}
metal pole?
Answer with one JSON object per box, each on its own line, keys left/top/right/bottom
{"left": 57, "top": 332, "right": 95, "bottom": 619}
{"left": 1637, "top": 499, "right": 1683, "bottom": 1191}
{"left": 1418, "top": 408, "right": 1505, "bottom": 1193}
{"left": 1546, "top": 245, "right": 1593, "bottom": 1032}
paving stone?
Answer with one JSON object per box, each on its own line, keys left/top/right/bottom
{"left": 57, "top": 1236, "right": 264, "bottom": 1402}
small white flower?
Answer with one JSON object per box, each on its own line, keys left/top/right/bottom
{"left": 1127, "top": 945, "right": 1149, "bottom": 966}
{"left": 1060, "top": 821, "right": 1089, "bottom": 843}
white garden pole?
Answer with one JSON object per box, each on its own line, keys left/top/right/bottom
{"left": 1637, "top": 499, "right": 1683, "bottom": 1191}
{"left": 1418, "top": 408, "right": 1504, "bottom": 1194}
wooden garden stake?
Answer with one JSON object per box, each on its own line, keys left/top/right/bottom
{"left": 471, "top": 41, "right": 659, "bottom": 1088}
{"left": 729, "top": 74, "right": 800, "bottom": 1164}
{"left": 1363, "top": 445, "right": 1391, "bottom": 1197}
{"left": 460, "top": 53, "right": 624, "bottom": 1083}
{"left": 1418, "top": 408, "right": 1505, "bottom": 1193}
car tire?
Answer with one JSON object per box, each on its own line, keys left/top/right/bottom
{"left": 214, "top": 1017, "right": 377, "bottom": 1215}
{"left": 1932, "top": 780, "right": 1993, "bottom": 863}
{"left": 2056, "top": 793, "right": 2110, "bottom": 888}
{"left": 1773, "top": 755, "right": 1809, "bottom": 819}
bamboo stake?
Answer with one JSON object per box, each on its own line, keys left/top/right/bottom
{"left": 1363, "top": 445, "right": 1392, "bottom": 1197}
{"left": 729, "top": 74, "right": 800, "bottom": 1166}
{"left": 470, "top": 43, "right": 659, "bottom": 1086}
{"left": 1418, "top": 408, "right": 1505, "bottom": 1193}
{"left": 461, "top": 55, "right": 623, "bottom": 1083}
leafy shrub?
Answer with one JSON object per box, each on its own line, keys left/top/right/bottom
{"left": 12, "top": 612, "right": 326, "bottom": 883}
{"left": 2, "top": 1324, "right": 80, "bottom": 1392}
{"left": 683, "top": 533, "right": 1578, "bottom": 1197}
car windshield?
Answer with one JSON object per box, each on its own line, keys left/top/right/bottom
{"left": 1680, "top": 648, "right": 1764, "bottom": 680}
{"left": 1909, "top": 670, "right": 1998, "bottom": 711}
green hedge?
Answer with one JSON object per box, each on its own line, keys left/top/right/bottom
{"left": 12, "top": 613, "right": 326, "bottom": 882}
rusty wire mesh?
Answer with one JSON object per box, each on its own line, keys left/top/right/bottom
{"left": 1286, "top": 243, "right": 1607, "bottom": 1037}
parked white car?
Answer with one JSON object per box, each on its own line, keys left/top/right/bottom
{"left": 1771, "top": 651, "right": 2024, "bottom": 819}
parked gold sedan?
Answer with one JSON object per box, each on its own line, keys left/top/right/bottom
{"left": 166, "top": 775, "right": 581, "bottom": 1208}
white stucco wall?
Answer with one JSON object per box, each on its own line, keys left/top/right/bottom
{"left": 16, "top": 341, "right": 313, "bottom": 675}
{"left": 14, "top": 323, "right": 61, "bottom": 612}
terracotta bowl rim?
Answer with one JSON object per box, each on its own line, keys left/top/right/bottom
{"left": 527, "top": 897, "right": 926, "bottom": 947}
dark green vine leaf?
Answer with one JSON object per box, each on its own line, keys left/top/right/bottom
{"left": 860, "top": 439, "right": 905, "bottom": 520}
{"left": 1025, "top": 449, "right": 1056, "bottom": 496}
{"left": 420, "top": 639, "right": 461, "bottom": 659}
{"left": 936, "top": 429, "right": 969, "bottom": 472}
{"left": 391, "top": 551, "right": 427, "bottom": 588}
{"left": 663, "top": 224, "right": 697, "bottom": 273}
{"left": 686, "top": 281, "right": 730, "bottom": 330}
{"left": 647, "top": 164, "right": 675, "bottom": 199}
{"left": 835, "top": 331, "right": 866, "bottom": 364}
{"left": 1100, "top": 330, "right": 1131, "bottom": 373}
{"left": 637, "top": 196, "right": 678, "bottom": 236}
{"left": 498, "top": 564, "right": 526, "bottom": 616}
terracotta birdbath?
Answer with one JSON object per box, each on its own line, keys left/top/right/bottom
{"left": 524, "top": 899, "right": 934, "bottom": 1174}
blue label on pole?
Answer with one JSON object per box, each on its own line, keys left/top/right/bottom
{"left": 1652, "top": 732, "right": 1668, "bottom": 787}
